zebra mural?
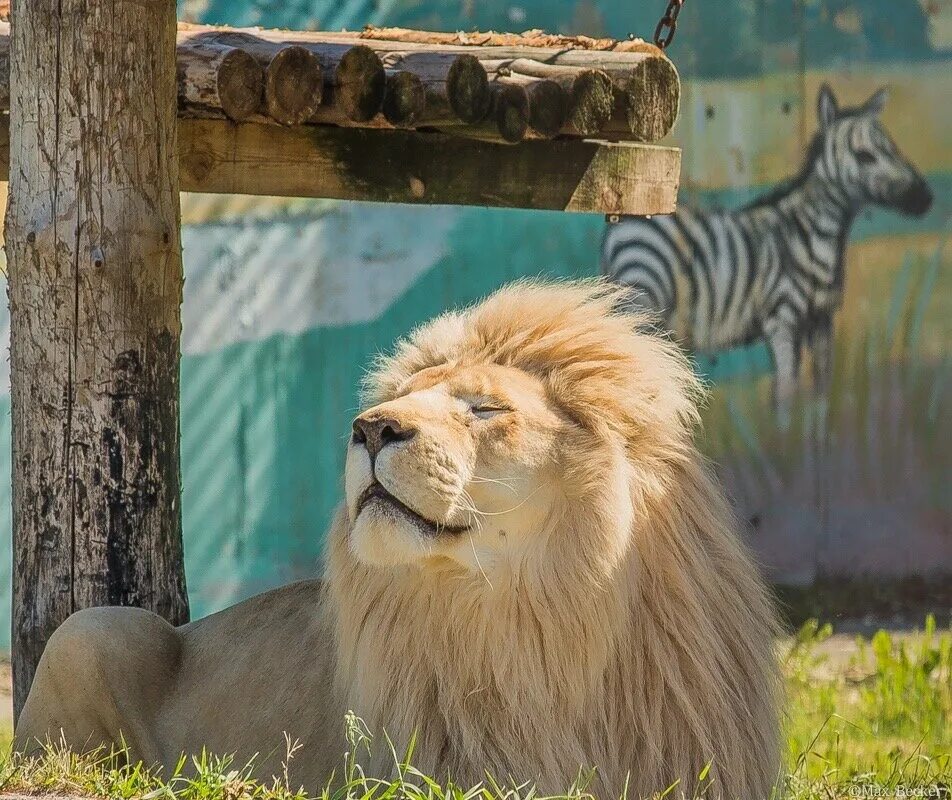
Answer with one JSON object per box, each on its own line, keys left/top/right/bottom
{"left": 601, "top": 84, "right": 933, "bottom": 424}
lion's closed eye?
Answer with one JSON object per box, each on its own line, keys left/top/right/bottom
{"left": 469, "top": 401, "right": 513, "bottom": 419}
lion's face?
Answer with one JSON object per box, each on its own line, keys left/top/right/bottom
{"left": 345, "top": 362, "right": 573, "bottom": 570}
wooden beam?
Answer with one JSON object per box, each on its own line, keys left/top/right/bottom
{"left": 177, "top": 120, "right": 679, "bottom": 214}
{"left": 0, "top": 115, "right": 678, "bottom": 214}
{"left": 6, "top": 0, "right": 189, "bottom": 719}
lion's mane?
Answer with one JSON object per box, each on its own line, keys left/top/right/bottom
{"left": 325, "top": 281, "right": 781, "bottom": 799}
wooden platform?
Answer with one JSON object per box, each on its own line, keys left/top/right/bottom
{"left": 0, "top": 19, "right": 681, "bottom": 215}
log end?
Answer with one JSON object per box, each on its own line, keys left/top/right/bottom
{"left": 383, "top": 71, "right": 426, "bottom": 127}
{"left": 265, "top": 45, "right": 323, "bottom": 125}
{"left": 569, "top": 69, "right": 614, "bottom": 137}
{"left": 336, "top": 45, "right": 386, "bottom": 122}
{"left": 526, "top": 79, "right": 567, "bottom": 139}
{"left": 446, "top": 54, "right": 491, "bottom": 123}
{"left": 216, "top": 48, "right": 264, "bottom": 122}
{"left": 494, "top": 84, "right": 529, "bottom": 144}
{"left": 621, "top": 56, "right": 680, "bottom": 142}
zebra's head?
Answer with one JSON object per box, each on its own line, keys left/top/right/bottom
{"left": 814, "top": 83, "right": 933, "bottom": 217}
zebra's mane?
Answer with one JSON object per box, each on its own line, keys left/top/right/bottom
{"left": 742, "top": 104, "right": 871, "bottom": 211}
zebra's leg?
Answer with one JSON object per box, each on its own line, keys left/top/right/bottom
{"left": 764, "top": 321, "right": 802, "bottom": 430}
{"left": 809, "top": 314, "right": 834, "bottom": 396}
{"left": 807, "top": 314, "right": 834, "bottom": 439}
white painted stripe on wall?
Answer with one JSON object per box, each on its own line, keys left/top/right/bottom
{"left": 180, "top": 203, "right": 458, "bottom": 355}
{"left": 0, "top": 202, "right": 459, "bottom": 396}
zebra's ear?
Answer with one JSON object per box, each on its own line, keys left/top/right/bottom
{"left": 817, "top": 84, "right": 838, "bottom": 128}
{"left": 862, "top": 87, "right": 889, "bottom": 115}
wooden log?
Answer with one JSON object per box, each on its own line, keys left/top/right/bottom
{"left": 329, "top": 44, "right": 386, "bottom": 122}
{"left": 260, "top": 44, "right": 324, "bottom": 125}
{"left": 382, "top": 70, "right": 425, "bottom": 127}
{"left": 564, "top": 69, "right": 615, "bottom": 136}
{"left": 491, "top": 83, "right": 529, "bottom": 143}
{"left": 176, "top": 41, "right": 263, "bottom": 122}
{"left": 6, "top": 0, "right": 189, "bottom": 720}
{"left": 484, "top": 59, "right": 615, "bottom": 137}
{"left": 173, "top": 23, "right": 679, "bottom": 138}
{"left": 497, "top": 74, "right": 567, "bottom": 139}
{"left": 603, "top": 55, "right": 681, "bottom": 141}
{"left": 180, "top": 31, "right": 323, "bottom": 125}
{"left": 446, "top": 54, "right": 491, "bottom": 123}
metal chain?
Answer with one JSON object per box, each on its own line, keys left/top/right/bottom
{"left": 653, "top": 0, "right": 685, "bottom": 49}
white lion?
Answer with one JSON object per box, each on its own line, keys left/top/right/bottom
{"left": 17, "top": 280, "right": 780, "bottom": 799}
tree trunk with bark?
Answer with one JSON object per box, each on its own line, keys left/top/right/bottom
{"left": 4, "top": 0, "right": 190, "bottom": 721}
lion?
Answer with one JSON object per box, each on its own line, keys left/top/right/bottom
{"left": 16, "top": 280, "right": 781, "bottom": 799}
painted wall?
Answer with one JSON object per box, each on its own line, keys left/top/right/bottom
{"left": 0, "top": 0, "right": 949, "bottom": 645}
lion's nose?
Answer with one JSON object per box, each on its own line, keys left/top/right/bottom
{"left": 352, "top": 415, "right": 416, "bottom": 461}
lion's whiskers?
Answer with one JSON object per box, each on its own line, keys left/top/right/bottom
{"left": 459, "top": 482, "right": 548, "bottom": 520}
{"left": 455, "top": 490, "right": 494, "bottom": 587}
{"left": 469, "top": 474, "right": 521, "bottom": 493}
{"left": 456, "top": 490, "right": 485, "bottom": 523}
{"left": 468, "top": 529, "right": 494, "bottom": 590}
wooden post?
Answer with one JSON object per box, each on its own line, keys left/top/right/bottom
{"left": 4, "top": 0, "right": 190, "bottom": 720}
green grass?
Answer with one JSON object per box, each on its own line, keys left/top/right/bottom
{"left": 0, "top": 618, "right": 948, "bottom": 800}
{"left": 784, "top": 616, "right": 950, "bottom": 789}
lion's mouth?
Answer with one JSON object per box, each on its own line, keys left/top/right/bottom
{"left": 356, "top": 482, "right": 469, "bottom": 536}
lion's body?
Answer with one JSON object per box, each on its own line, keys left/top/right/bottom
{"left": 17, "top": 282, "right": 781, "bottom": 799}
{"left": 17, "top": 581, "right": 340, "bottom": 787}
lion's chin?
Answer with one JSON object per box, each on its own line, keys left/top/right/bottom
{"left": 350, "top": 501, "right": 434, "bottom": 567}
